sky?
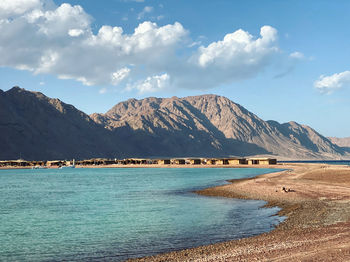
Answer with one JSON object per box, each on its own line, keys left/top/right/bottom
{"left": 1, "top": 0, "right": 350, "bottom": 137}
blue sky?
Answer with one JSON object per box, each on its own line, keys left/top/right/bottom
{"left": 1, "top": 0, "right": 350, "bottom": 137}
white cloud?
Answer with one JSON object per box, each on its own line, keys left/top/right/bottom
{"left": 0, "top": 0, "right": 42, "bottom": 18}
{"left": 0, "top": 1, "right": 187, "bottom": 87}
{"left": 111, "top": 67, "right": 130, "bottom": 85}
{"left": 68, "top": 28, "right": 84, "bottom": 37}
{"left": 196, "top": 26, "right": 278, "bottom": 68}
{"left": 172, "top": 25, "right": 280, "bottom": 89}
{"left": 0, "top": 1, "right": 296, "bottom": 93}
{"left": 314, "top": 71, "right": 350, "bottom": 94}
{"left": 127, "top": 73, "right": 170, "bottom": 93}
{"left": 137, "top": 6, "right": 153, "bottom": 20}
{"left": 289, "top": 51, "right": 304, "bottom": 59}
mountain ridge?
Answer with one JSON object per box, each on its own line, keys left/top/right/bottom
{"left": 91, "top": 93, "right": 346, "bottom": 160}
{"left": 0, "top": 87, "right": 348, "bottom": 160}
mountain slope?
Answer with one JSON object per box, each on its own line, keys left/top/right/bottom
{"left": 91, "top": 94, "right": 346, "bottom": 159}
{"left": 0, "top": 87, "right": 118, "bottom": 160}
{"left": 91, "top": 96, "right": 268, "bottom": 157}
{"left": 328, "top": 137, "right": 350, "bottom": 148}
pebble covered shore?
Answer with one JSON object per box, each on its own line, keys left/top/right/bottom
{"left": 130, "top": 163, "right": 350, "bottom": 261}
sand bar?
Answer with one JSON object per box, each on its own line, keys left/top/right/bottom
{"left": 129, "top": 163, "right": 350, "bottom": 261}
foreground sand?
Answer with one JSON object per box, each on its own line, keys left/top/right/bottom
{"left": 130, "top": 163, "right": 350, "bottom": 261}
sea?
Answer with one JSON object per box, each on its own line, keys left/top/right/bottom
{"left": 0, "top": 168, "right": 284, "bottom": 261}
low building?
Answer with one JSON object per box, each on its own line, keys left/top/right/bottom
{"left": 207, "top": 159, "right": 217, "bottom": 165}
{"left": 47, "top": 160, "right": 66, "bottom": 167}
{"left": 215, "top": 159, "right": 229, "bottom": 165}
{"left": 190, "top": 159, "right": 201, "bottom": 165}
{"left": 0, "top": 160, "right": 30, "bottom": 167}
{"left": 159, "top": 159, "right": 171, "bottom": 165}
{"left": 227, "top": 158, "right": 247, "bottom": 165}
{"left": 172, "top": 159, "right": 186, "bottom": 165}
{"left": 247, "top": 158, "right": 277, "bottom": 165}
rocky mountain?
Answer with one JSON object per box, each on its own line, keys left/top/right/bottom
{"left": 0, "top": 87, "right": 119, "bottom": 160}
{"left": 91, "top": 94, "right": 347, "bottom": 160}
{"left": 328, "top": 137, "right": 350, "bottom": 148}
{"left": 0, "top": 87, "right": 348, "bottom": 160}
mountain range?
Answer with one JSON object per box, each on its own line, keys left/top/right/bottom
{"left": 0, "top": 86, "right": 348, "bottom": 160}
{"left": 328, "top": 137, "right": 350, "bottom": 148}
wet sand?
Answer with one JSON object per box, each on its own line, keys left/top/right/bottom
{"left": 130, "top": 163, "right": 350, "bottom": 261}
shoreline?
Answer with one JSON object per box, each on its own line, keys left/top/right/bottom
{"left": 130, "top": 163, "right": 350, "bottom": 261}
{"left": 0, "top": 164, "right": 282, "bottom": 170}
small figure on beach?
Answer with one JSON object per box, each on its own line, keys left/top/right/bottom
{"left": 282, "top": 187, "right": 295, "bottom": 193}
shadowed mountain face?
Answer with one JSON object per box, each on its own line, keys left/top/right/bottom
{"left": 0, "top": 87, "right": 347, "bottom": 160}
{"left": 0, "top": 87, "right": 120, "bottom": 160}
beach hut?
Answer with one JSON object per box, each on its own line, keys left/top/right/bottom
{"left": 101, "top": 159, "right": 117, "bottom": 165}
{"left": 47, "top": 160, "right": 65, "bottom": 167}
{"left": 247, "top": 158, "right": 277, "bottom": 165}
{"left": 159, "top": 159, "right": 171, "bottom": 165}
{"left": 247, "top": 159, "right": 259, "bottom": 165}
{"left": 258, "top": 158, "right": 277, "bottom": 165}
{"left": 216, "top": 159, "right": 229, "bottom": 165}
{"left": 0, "top": 160, "right": 28, "bottom": 167}
{"left": 190, "top": 159, "right": 201, "bottom": 165}
{"left": 150, "top": 159, "right": 159, "bottom": 164}
{"left": 227, "top": 158, "right": 247, "bottom": 165}
{"left": 172, "top": 159, "right": 186, "bottom": 165}
{"left": 207, "top": 159, "right": 217, "bottom": 165}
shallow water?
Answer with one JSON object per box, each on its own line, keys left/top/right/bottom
{"left": 0, "top": 168, "right": 284, "bottom": 261}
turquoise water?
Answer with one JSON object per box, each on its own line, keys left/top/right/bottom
{"left": 0, "top": 168, "right": 284, "bottom": 261}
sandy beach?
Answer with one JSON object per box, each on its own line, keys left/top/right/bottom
{"left": 129, "top": 163, "right": 350, "bottom": 261}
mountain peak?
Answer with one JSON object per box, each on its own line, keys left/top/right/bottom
{"left": 7, "top": 86, "right": 24, "bottom": 93}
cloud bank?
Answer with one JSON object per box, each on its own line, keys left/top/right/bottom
{"left": 0, "top": 0, "right": 290, "bottom": 93}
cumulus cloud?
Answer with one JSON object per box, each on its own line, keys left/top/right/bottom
{"left": 0, "top": 0, "right": 293, "bottom": 93}
{"left": 0, "top": 0, "right": 42, "bottom": 18}
{"left": 127, "top": 73, "right": 170, "bottom": 93}
{"left": 196, "top": 26, "right": 278, "bottom": 68}
{"left": 0, "top": 1, "right": 187, "bottom": 86}
{"left": 174, "top": 25, "right": 280, "bottom": 89}
{"left": 314, "top": 71, "right": 350, "bottom": 94}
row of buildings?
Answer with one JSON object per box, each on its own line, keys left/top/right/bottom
{"left": 0, "top": 157, "right": 277, "bottom": 167}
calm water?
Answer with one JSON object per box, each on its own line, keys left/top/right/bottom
{"left": 0, "top": 168, "right": 284, "bottom": 261}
